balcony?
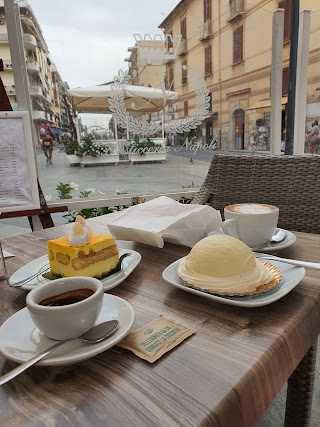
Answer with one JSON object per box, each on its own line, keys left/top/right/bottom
{"left": 4, "top": 85, "right": 16, "bottom": 95}
{"left": 29, "top": 85, "right": 43, "bottom": 96}
{"left": 227, "top": 0, "right": 246, "bottom": 22}
{"left": 32, "top": 110, "right": 47, "bottom": 121}
{"left": 199, "top": 20, "right": 212, "bottom": 41}
{"left": 29, "top": 85, "right": 53, "bottom": 105}
{"left": 26, "top": 60, "right": 40, "bottom": 72}
{"left": 23, "top": 34, "right": 37, "bottom": 49}
{"left": 177, "top": 39, "right": 187, "bottom": 56}
{"left": 0, "top": 32, "right": 8, "bottom": 43}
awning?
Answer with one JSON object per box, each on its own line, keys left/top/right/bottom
{"left": 247, "top": 97, "right": 287, "bottom": 113}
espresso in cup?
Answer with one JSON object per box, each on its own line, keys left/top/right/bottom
{"left": 26, "top": 277, "right": 104, "bottom": 340}
{"left": 222, "top": 203, "right": 279, "bottom": 248}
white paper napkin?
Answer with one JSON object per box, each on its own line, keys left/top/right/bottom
{"left": 108, "top": 196, "right": 222, "bottom": 248}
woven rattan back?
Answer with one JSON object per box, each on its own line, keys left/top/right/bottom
{"left": 192, "top": 154, "right": 320, "bottom": 234}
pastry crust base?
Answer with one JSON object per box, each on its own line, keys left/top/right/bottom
{"left": 181, "top": 261, "right": 282, "bottom": 296}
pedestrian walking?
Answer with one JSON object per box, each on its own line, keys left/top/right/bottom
{"left": 41, "top": 134, "right": 54, "bottom": 164}
{"left": 305, "top": 121, "right": 319, "bottom": 153}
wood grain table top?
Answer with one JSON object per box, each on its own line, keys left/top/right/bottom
{"left": 0, "top": 217, "right": 320, "bottom": 427}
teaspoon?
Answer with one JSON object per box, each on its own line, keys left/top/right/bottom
{"left": 0, "top": 320, "right": 119, "bottom": 385}
{"left": 271, "top": 228, "right": 286, "bottom": 243}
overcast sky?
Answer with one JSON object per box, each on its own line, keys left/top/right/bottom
{"left": 26, "top": 0, "right": 180, "bottom": 127}
{"left": 28, "top": 0, "right": 180, "bottom": 89}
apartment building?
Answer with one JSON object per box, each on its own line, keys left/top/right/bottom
{"left": 125, "top": 36, "right": 171, "bottom": 128}
{"left": 0, "top": 0, "right": 74, "bottom": 139}
{"left": 159, "top": 0, "right": 320, "bottom": 150}
{"left": 125, "top": 37, "right": 166, "bottom": 88}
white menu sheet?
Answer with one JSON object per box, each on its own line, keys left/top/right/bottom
{"left": 0, "top": 112, "right": 40, "bottom": 213}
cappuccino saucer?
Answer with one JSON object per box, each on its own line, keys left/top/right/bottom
{"left": 209, "top": 228, "right": 296, "bottom": 252}
{"left": 251, "top": 229, "right": 296, "bottom": 252}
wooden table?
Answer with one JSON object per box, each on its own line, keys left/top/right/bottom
{"left": 0, "top": 217, "right": 320, "bottom": 427}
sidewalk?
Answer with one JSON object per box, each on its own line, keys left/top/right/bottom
{"left": 1, "top": 147, "right": 209, "bottom": 238}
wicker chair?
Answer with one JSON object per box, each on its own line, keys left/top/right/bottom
{"left": 192, "top": 154, "right": 320, "bottom": 234}
{"left": 192, "top": 153, "right": 320, "bottom": 426}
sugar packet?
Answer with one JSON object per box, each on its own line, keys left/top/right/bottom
{"left": 117, "top": 315, "right": 196, "bottom": 363}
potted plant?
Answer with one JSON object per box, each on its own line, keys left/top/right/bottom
{"left": 77, "top": 137, "right": 119, "bottom": 166}
{"left": 64, "top": 140, "right": 81, "bottom": 166}
{"left": 128, "top": 136, "right": 166, "bottom": 164}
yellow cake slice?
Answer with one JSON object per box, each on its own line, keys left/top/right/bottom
{"left": 48, "top": 233, "right": 119, "bottom": 278}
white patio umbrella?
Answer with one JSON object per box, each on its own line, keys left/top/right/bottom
{"left": 67, "top": 83, "right": 178, "bottom": 114}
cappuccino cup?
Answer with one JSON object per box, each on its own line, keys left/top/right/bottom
{"left": 222, "top": 203, "right": 279, "bottom": 248}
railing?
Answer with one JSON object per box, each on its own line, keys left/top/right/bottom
{"left": 199, "top": 20, "right": 212, "bottom": 40}
{"left": 0, "top": 33, "right": 8, "bottom": 42}
{"left": 46, "top": 188, "right": 199, "bottom": 211}
{"left": 177, "top": 39, "right": 187, "bottom": 56}
{"left": 23, "top": 34, "right": 37, "bottom": 47}
{"left": 228, "top": 0, "right": 245, "bottom": 21}
{"left": 29, "top": 85, "right": 43, "bottom": 96}
{"left": 26, "top": 60, "right": 40, "bottom": 72}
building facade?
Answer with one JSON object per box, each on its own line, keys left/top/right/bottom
{"left": 0, "top": 0, "right": 74, "bottom": 141}
{"left": 159, "top": 0, "right": 320, "bottom": 150}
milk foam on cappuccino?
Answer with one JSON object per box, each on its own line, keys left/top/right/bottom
{"left": 226, "top": 204, "right": 277, "bottom": 214}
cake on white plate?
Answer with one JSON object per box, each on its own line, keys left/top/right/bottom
{"left": 177, "top": 235, "right": 280, "bottom": 295}
{"left": 47, "top": 216, "right": 119, "bottom": 278}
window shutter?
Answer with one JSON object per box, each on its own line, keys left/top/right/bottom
{"left": 181, "top": 18, "right": 187, "bottom": 40}
{"left": 168, "top": 68, "right": 174, "bottom": 90}
{"left": 282, "top": 68, "right": 289, "bottom": 96}
{"left": 233, "top": 26, "right": 243, "bottom": 64}
{"left": 279, "top": 0, "right": 292, "bottom": 42}
{"left": 167, "top": 31, "right": 173, "bottom": 51}
{"left": 204, "top": 0, "right": 211, "bottom": 22}
{"left": 184, "top": 100, "right": 188, "bottom": 117}
{"left": 205, "top": 46, "right": 212, "bottom": 75}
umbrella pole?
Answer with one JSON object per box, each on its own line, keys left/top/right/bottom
{"left": 162, "top": 109, "right": 165, "bottom": 142}
{"left": 126, "top": 116, "right": 129, "bottom": 140}
{"left": 114, "top": 116, "right": 118, "bottom": 142}
{"left": 75, "top": 116, "right": 81, "bottom": 142}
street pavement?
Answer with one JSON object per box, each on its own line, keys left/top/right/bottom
{"left": 0, "top": 145, "right": 264, "bottom": 238}
{"left": 0, "top": 146, "right": 216, "bottom": 238}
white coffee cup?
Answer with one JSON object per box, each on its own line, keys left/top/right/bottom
{"left": 26, "top": 277, "right": 104, "bottom": 340}
{"left": 222, "top": 203, "right": 279, "bottom": 248}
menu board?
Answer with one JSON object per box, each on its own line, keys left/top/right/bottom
{"left": 0, "top": 111, "right": 40, "bottom": 213}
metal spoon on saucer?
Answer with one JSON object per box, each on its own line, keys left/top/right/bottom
{"left": 0, "top": 320, "right": 119, "bottom": 385}
{"left": 270, "top": 228, "right": 286, "bottom": 243}
{"left": 252, "top": 229, "right": 286, "bottom": 251}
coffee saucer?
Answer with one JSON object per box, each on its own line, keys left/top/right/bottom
{"left": 209, "top": 228, "right": 296, "bottom": 252}
{"left": 251, "top": 229, "right": 296, "bottom": 252}
{"left": 0, "top": 294, "right": 134, "bottom": 366}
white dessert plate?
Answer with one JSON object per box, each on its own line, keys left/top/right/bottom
{"left": 162, "top": 258, "right": 305, "bottom": 307}
{"left": 209, "top": 228, "right": 296, "bottom": 252}
{"left": 8, "top": 248, "right": 141, "bottom": 291}
{"left": 0, "top": 294, "right": 134, "bottom": 366}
